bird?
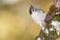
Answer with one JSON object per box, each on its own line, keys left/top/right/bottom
{"left": 29, "top": 5, "right": 46, "bottom": 30}
{"left": 29, "top": 5, "right": 49, "bottom": 33}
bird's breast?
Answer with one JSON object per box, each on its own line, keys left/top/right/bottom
{"left": 31, "top": 15, "right": 43, "bottom": 24}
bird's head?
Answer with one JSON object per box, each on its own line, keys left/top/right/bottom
{"left": 29, "top": 5, "right": 36, "bottom": 15}
{"left": 29, "top": 5, "right": 44, "bottom": 15}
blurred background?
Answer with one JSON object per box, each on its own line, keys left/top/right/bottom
{"left": 0, "top": 0, "right": 60, "bottom": 40}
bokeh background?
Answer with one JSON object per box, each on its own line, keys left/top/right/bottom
{"left": 0, "top": 0, "right": 60, "bottom": 40}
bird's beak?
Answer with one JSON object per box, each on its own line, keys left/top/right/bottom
{"left": 29, "top": 5, "right": 34, "bottom": 15}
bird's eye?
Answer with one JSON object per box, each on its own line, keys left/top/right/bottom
{"left": 32, "top": 9, "right": 34, "bottom": 11}
{"left": 32, "top": 9, "right": 35, "bottom": 12}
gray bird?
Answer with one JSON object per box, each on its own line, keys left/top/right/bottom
{"left": 29, "top": 5, "right": 46, "bottom": 29}
{"left": 29, "top": 5, "right": 49, "bottom": 32}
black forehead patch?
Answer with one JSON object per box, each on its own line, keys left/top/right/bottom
{"left": 29, "top": 9, "right": 32, "bottom": 15}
